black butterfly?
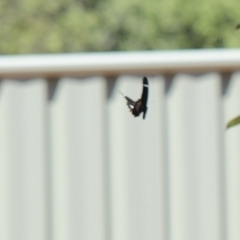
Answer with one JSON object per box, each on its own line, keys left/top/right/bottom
{"left": 120, "top": 77, "right": 149, "bottom": 119}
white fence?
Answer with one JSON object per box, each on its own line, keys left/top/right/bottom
{"left": 0, "top": 50, "right": 240, "bottom": 240}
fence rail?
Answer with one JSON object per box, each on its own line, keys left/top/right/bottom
{"left": 1, "top": 49, "right": 240, "bottom": 77}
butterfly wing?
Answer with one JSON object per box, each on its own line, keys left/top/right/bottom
{"left": 141, "top": 77, "right": 148, "bottom": 106}
{"left": 119, "top": 91, "right": 137, "bottom": 116}
{"left": 125, "top": 96, "right": 138, "bottom": 116}
{"left": 140, "top": 77, "right": 148, "bottom": 119}
{"left": 119, "top": 77, "right": 149, "bottom": 119}
{"left": 142, "top": 106, "right": 147, "bottom": 119}
{"left": 132, "top": 99, "right": 144, "bottom": 117}
{"left": 124, "top": 96, "right": 142, "bottom": 117}
{"left": 124, "top": 96, "right": 135, "bottom": 109}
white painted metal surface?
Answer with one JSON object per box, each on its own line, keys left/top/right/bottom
{"left": 0, "top": 50, "right": 240, "bottom": 240}
{"left": 167, "top": 73, "right": 223, "bottom": 240}
{"left": 0, "top": 79, "right": 48, "bottom": 240}
{"left": 0, "top": 49, "right": 240, "bottom": 77}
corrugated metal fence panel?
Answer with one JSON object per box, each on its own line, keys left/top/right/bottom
{"left": 49, "top": 77, "right": 106, "bottom": 240}
{"left": 224, "top": 72, "right": 240, "bottom": 240}
{"left": 166, "top": 73, "right": 223, "bottom": 240}
{"left": 0, "top": 79, "right": 47, "bottom": 240}
{"left": 1, "top": 70, "right": 240, "bottom": 239}
{"left": 108, "top": 76, "right": 166, "bottom": 240}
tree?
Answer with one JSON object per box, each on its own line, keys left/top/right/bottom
{"left": 0, "top": 0, "right": 240, "bottom": 54}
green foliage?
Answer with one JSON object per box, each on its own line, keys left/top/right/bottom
{"left": 0, "top": 0, "right": 240, "bottom": 53}
{"left": 227, "top": 115, "right": 240, "bottom": 129}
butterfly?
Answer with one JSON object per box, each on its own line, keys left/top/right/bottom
{"left": 119, "top": 77, "right": 149, "bottom": 119}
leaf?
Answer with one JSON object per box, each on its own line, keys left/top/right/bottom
{"left": 226, "top": 115, "right": 240, "bottom": 129}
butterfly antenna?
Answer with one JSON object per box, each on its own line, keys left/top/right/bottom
{"left": 118, "top": 90, "right": 125, "bottom": 97}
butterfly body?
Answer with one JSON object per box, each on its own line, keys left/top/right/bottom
{"left": 120, "top": 77, "right": 148, "bottom": 119}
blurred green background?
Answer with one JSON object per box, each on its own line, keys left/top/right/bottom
{"left": 1, "top": 0, "right": 240, "bottom": 54}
